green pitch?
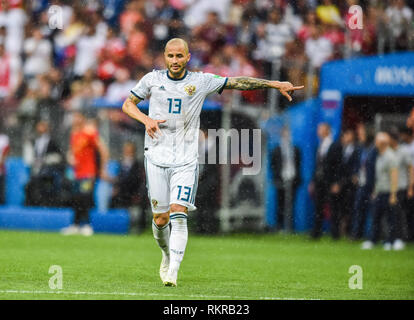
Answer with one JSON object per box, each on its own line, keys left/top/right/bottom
{"left": 0, "top": 229, "right": 413, "bottom": 300}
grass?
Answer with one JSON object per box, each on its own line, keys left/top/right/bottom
{"left": 0, "top": 229, "right": 413, "bottom": 300}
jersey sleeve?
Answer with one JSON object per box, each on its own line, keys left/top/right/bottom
{"left": 202, "top": 73, "right": 228, "bottom": 95}
{"left": 130, "top": 71, "right": 153, "bottom": 100}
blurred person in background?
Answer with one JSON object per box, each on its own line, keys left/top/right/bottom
{"left": 0, "top": 121, "right": 9, "bottom": 205}
{"left": 0, "top": 0, "right": 27, "bottom": 58}
{"left": 305, "top": 23, "right": 333, "bottom": 70}
{"left": 97, "top": 26, "right": 127, "bottom": 81}
{"left": 24, "top": 120, "right": 65, "bottom": 207}
{"left": 351, "top": 123, "right": 377, "bottom": 240}
{"left": 264, "top": 8, "right": 294, "bottom": 63}
{"left": 385, "top": 0, "right": 413, "bottom": 50}
{"left": 127, "top": 22, "right": 148, "bottom": 64}
{"left": 271, "top": 126, "right": 302, "bottom": 233}
{"left": 61, "top": 111, "right": 109, "bottom": 236}
{"left": 148, "top": 0, "right": 186, "bottom": 52}
{"left": 297, "top": 10, "right": 318, "bottom": 43}
{"left": 338, "top": 128, "right": 360, "bottom": 237}
{"left": 316, "top": 0, "right": 342, "bottom": 26}
{"left": 193, "top": 11, "right": 227, "bottom": 55}
{"left": 105, "top": 67, "right": 136, "bottom": 103}
{"left": 23, "top": 27, "right": 52, "bottom": 78}
{"left": 73, "top": 24, "right": 105, "bottom": 78}
{"left": 362, "top": 132, "right": 398, "bottom": 250}
{"left": 309, "top": 122, "right": 342, "bottom": 239}
{"left": 111, "top": 141, "right": 147, "bottom": 232}
{"left": 388, "top": 128, "right": 414, "bottom": 250}
{"left": 399, "top": 126, "right": 414, "bottom": 242}
{"left": 0, "top": 39, "right": 21, "bottom": 100}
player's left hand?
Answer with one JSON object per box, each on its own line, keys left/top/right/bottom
{"left": 275, "top": 81, "right": 304, "bottom": 102}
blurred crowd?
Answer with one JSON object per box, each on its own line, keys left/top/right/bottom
{"left": 0, "top": 0, "right": 412, "bottom": 140}
{"left": 272, "top": 113, "right": 414, "bottom": 249}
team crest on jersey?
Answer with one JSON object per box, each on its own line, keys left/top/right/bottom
{"left": 184, "top": 85, "right": 196, "bottom": 96}
{"left": 152, "top": 199, "right": 158, "bottom": 209}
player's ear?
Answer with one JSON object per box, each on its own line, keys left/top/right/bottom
{"left": 186, "top": 52, "right": 191, "bottom": 63}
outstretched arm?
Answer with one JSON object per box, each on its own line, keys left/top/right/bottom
{"left": 224, "top": 77, "right": 304, "bottom": 101}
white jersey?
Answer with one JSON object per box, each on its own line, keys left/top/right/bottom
{"left": 131, "top": 69, "right": 228, "bottom": 167}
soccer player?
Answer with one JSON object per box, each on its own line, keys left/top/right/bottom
{"left": 122, "top": 38, "right": 303, "bottom": 286}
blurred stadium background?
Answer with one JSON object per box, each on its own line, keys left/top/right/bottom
{"left": 0, "top": 0, "right": 413, "bottom": 300}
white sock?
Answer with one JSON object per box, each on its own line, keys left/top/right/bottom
{"left": 152, "top": 220, "right": 170, "bottom": 258}
{"left": 168, "top": 213, "right": 188, "bottom": 276}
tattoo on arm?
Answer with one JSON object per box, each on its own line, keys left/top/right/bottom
{"left": 225, "top": 77, "right": 273, "bottom": 90}
{"left": 128, "top": 93, "right": 142, "bottom": 105}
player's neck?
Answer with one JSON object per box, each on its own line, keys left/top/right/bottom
{"left": 167, "top": 69, "right": 187, "bottom": 80}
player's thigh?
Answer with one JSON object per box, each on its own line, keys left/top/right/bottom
{"left": 169, "top": 161, "right": 199, "bottom": 211}
{"left": 144, "top": 158, "right": 170, "bottom": 213}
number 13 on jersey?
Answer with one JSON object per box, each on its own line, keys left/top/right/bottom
{"left": 167, "top": 98, "right": 182, "bottom": 114}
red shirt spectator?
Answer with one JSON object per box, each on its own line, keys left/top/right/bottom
{"left": 127, "top": 23, "right": 148, "bottom": 63}
{"left": 0, "top": 47, "right": 11, "bottom": 98}
{"left": 70, "top": 117, "right": 100, "bottom": 180}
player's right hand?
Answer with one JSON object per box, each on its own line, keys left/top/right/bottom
{"left": 145, "top": 118, "right": 166, "bottom": 139}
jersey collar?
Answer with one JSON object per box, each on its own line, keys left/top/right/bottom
{"left": 167, "top": 69, "right": 188, "bottom": 81}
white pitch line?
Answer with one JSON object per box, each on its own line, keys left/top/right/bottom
{"left": 0, "top": 289, "right": 320, "bottom": 300}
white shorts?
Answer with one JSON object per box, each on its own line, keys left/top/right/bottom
{"left": 144, "top": 156, "right": 199, "bottom": 213}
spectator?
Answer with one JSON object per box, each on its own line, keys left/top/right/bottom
{"left": 119, "top": 0, "right": 145, "bottom": 38}
{"left": 305, "top": 23, "right": 333, "bottom": 69}
{"left": 351, "top": 124, "right": 377, "bottom": 240}
{"left": 127, "top": 23, "right": 148, "bottom": 63}
{"left": 0, "top": 0, "right": 27, "bottom": 57}
{"left": 61, "top": 111, "right": 109, "bottom": 236}
{"left": 203, "top": 54, "right": 232, "bottom": 78}
{"left": 297, "top": 11, "right": 318, "bottom": 43}
{"left": 316, "top": 0, "right": 342, "bottom": 26}
{"left": 271, "top": 126, "right": 302, "bottom": 233}
{"left": 97, "top": 27, "right": 127, "bottom": 81}
{"left": 362, "top": 132, "right": 398, "bottom": 250}
{"left": 111, "top": 142, "right": 147, "bottom": 214}
{"left": 148, "top": 0, "right": 185, "bottom": 52}
{"left": 193, "top": 11, "right": 227, "bottom": 55}
{"left": 73, "top": 24, "right": 105, "bottom": 77}
{"left": 265, "top": 8, "right": 294, "bottom": 61}
{"left": 183, "top": 0, "right": 232, "bottom": 29}
{"left": 235, "top": 15, "right": 257, "bottom": 48}
{"left": 399, "top": 126, "right": 414, "bottom": 242}
{"left": 23, "top": 27, "right": 52, "bottom": 78}
{"left": 0, "top": 122, "right": 9, "bottom": 205}
{"left": 105, "top": 68, "right": 136, "bottom": 103}
{"left": 0, "top": 41, "right": 19, "bottom": 99}
{"left": 309, "top": 123, "right": 342, "bottom": 239}
{"left": 385, "top": 0, "right": 413, "bottom": 50}
{"left": 388, "top": 128, "right": 413, "bottom": 250}
{"left": 24, "top": 120, "right": 65, "bottom": 207}
{"left": 338, "top": 129, "right": 360, "bottom": 237}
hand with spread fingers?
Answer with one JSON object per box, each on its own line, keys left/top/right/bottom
{"left": 145, "top": 118, "right": 166, "bottom": 139}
